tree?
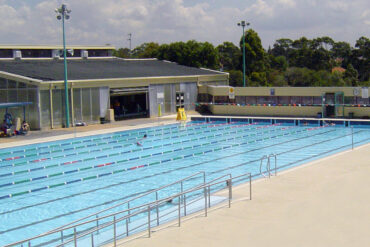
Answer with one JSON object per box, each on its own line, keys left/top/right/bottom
{"left": 270, "top": 55, "right": 288, "bottom": 71}
{"left": 228, "top": 70, "right": 243, "bottom": 87}
{"left": 352, "top": 36, "right": 370, "bottom": 81}
{"left": 113, "top": 48, "right": 130, "bottom": 58}
{"left": 344, "top": 64, "right": 359, "bottom": 86}
{"left": 131, "top": 42, "right": 160, "bottom": 58}
{"left": 217, "top": 42, "right": 241, "bottom": 71}
{"left": 270, "top": 38, "right": 293, "bottom": 64}
{"left": 240, "top": 29, "right": 268, "bottom": 83}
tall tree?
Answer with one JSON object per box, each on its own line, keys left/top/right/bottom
{"left": 240, "top": 29, "right": 268, "bottom": 84}
{"left": 352, "top": 36, "right": 370, "bottom": 81}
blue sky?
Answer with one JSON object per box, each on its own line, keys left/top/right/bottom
{"left": 0, "top": 0, "right": 369, "bottom": 49}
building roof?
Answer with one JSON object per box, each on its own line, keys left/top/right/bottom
{"left": 0, "top": 45, "right": 115, "bottom": 50}
{"left": 0, "top": 58, "right": 223, "bottom": 81}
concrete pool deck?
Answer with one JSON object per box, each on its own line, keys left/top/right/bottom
{"left": 117, "top": 143, "right": 370, "bottom": 247}
{"left": 0, "top": 115, "right": 369, "bottom": 246}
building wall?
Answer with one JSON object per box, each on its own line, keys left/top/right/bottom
{"left": 201, "top": 86, "right": 370, "bottom": 118}
{"left": 0, "top": 77, "right": 40, "bottom": 129}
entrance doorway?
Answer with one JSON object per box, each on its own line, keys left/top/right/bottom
{"left": 110, "top": 88, "right": 149, "bottom": 120}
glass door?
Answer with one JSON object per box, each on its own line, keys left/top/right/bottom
{"left": 335, "top": 92, "right": 344, "bottom": 118}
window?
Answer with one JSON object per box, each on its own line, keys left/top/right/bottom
{"left": 278, "top": 96, "right": 290, "bottom": 104}
{"left": 235, "top": 96, "right": 246, "bottom": 105}
{"left": 245, "top": 96, "right": 257, "bottom": 104}
{"left": 290, "top": 96, "right": 301, "bottom": 104}
{"left": 301, "top": 96, "right": 313, "bottom": 105}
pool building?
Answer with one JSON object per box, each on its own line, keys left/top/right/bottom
{"left": 0, "top": 45, "right": 228, "bottom": 129}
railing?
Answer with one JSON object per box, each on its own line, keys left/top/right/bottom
{"left": 259, "top": 154, "right": 277, "bottom": 178}
{"left": 6, "top": 173, "right": 252, "bottom": 247}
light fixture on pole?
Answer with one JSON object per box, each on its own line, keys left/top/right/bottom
{"left": 55, "top": 4, "right": 71, "bottom": 128}
{"left": 237, "top": 21, "right": 250, "bottom": 87}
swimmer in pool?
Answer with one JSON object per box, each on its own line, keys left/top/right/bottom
{"left": 136, "top": 134, "right": 147, "bottom": 146}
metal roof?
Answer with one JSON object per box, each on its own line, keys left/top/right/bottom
{"left": 0, "top": 58, "right": 224, "bottom": 82}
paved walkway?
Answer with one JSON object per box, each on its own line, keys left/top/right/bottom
{"left": 118, "top": 144, "right": 370, "bottom": 247}
{"left": 0, "top": 115, "right": 182, "bottom": 148}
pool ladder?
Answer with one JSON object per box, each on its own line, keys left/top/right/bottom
{"left": 259, "top": 154, "right": 277, "bottom": 178}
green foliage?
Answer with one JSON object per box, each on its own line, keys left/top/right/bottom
{"left": 228, "top": 70, "right": 243, "bottom": 87}
{"left": 113, "top": 48, "right": 130, "bottom": 58}
{"left": 131, "top": 42, "right": 160, "bottom": 58}
{"left": 217, "top": 42, "right": 241, "bottom": 70}
{"left": 114, "top": 32, "right": 368, "bottom": 87}
{"left": 344, "top": 64, "right": 359, "bottom": 86}
{"left": 240, "top": 29, "right": 268, "bottom": 75}
{"left": 269, "top": 55, "right": 288, "bottom": 71}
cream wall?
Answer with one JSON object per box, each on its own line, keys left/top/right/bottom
{"left": 209, "top": 105, "right": 322, "bottom": 117}
{"left": 202, "top": 86, "right": 370, "bottom": 118}
{"left": 200, "top": 86, "right": 369, "bottom": 97}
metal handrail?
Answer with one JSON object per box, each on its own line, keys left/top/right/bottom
{"left": 259, "top": 155, "right": 269, "bottom": 178}
{"left": 48, "top": 171, "right": 205, "bottom": 233}
{"left": 268, "top": 153, "right": 277, "bottom": 177}
{"left": 54, "top": 173, "right": 252, "bottom": 247}
{"left": 3, "top": 172, "right": 205, "bottom": 247}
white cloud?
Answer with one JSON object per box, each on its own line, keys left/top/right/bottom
{"left": 277, "top": 0, "right": 296, "bottom": 8}
{"left": 0, "top": 0, "right": 368, "bottom": 49}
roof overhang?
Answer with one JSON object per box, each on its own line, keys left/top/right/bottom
{"left": 0, "top": 102, "right": 33, "bottom": 109}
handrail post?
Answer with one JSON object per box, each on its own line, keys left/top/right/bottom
{"left": 228, "top": 179, "right": 232, "bottom": 208}
{"left": 28, "top": 241, "right": 31, "bottom": 247}
{"left": 73, "top": 227, "right": 77, "bottom": 247}
{"left": 60, "top": 230, "right": 64, "bottom": 245}
{"left": 249, "top": 173, "right": 252, "bottom": 200}
{"left": 126, "top": 218, "right": 129, "bottom": 236}
{"left": 127, "top": 202, "right": 131, "bottom": 223}
{"left": 204, "top": 187, "right": 208, "bottom": 216}
{"left": 184, "top": 193, "right": 187, "bottom": 216}
{"left": 96, "top": 215, "right": 99, "bottom": 234}
{"left": 268, "top": 156, "right": 271, "bottom": 178}
{"left": 274, "top": 155, "right": 277, "bottom": 176}
{"left": 113, "top": 216, "right": 116, "bottom": 247}
{"left": 178, "top": 196, "right": 181, "bottom": 226}
{"left": 351, "top": 126, "right": 354, "bottom": 150}
{"left": 180, "top": 181, "right": 183, "bottom": 204}
{"left": 208, "top": 185, "right": 211, "bottom": 208}
{"left": 148, "top": 205, "right": 151, "bottom": 237}
{"left": 91, "top": 233, "right": 94, "bottom": 247}
{"left": 156, "top": 191, "right": 159, "bottom": 226}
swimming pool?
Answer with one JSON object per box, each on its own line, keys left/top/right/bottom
{"left": 0, "top": 118, "right": 369, "bottom": 246}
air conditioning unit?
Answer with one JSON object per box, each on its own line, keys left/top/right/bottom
{"left": 52, "top": 49, "right": 60, "bottom": 60}
{"left": 82, "top": 50, "right": 88, "bottom": 59}
{"left": 14, "top": 50, "right": 22, "bottom": 60}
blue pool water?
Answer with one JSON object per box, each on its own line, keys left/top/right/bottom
{"left": 0, "top": 119, "right": 369, "bottom": 245}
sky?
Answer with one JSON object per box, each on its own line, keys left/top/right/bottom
{"left": 0, "top": 0, "right": 369, "bottom": 49}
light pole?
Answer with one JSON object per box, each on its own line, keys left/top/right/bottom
{"left": 237, "top": 21, "right": 250, "bottom": 87}
{"left": 56, "top": 4, "right": 71, "bottom": 128}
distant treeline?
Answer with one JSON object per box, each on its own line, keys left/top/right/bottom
{"left": 113, "top": 31, "right": 369, "bottom": 87}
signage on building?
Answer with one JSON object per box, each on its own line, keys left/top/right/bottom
{"left": 229, "top": 87, "right": 235, "bottom": 99}
{"left": 157, "top": 92, "right": 164, "bottom": 99}
{"left": 361, "top": 87, "right": 368, "bottom": 98}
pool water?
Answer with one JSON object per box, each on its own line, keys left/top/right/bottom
{"left": 0, "top": 120, "right": 369, "bottom": 245}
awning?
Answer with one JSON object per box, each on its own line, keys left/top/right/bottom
{"left": 110, "top": 87, "right": 148, "bottom": 96}
{"left": 0, "top": 102, "right": 33, "bottom": 109}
